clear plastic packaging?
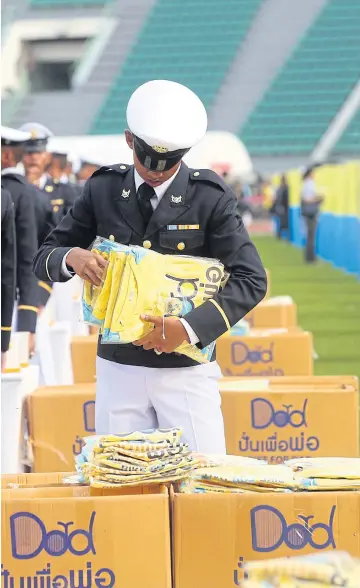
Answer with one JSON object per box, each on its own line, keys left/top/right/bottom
{"left": 243, "top": 551, "right": 360, "bottom": 587}
{"left": 81, "top": 236, "right": 227, "bottom": 363}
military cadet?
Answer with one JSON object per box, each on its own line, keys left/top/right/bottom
{"left": 20, "top": 123, "right": 78, "bottom": 226}
{"left": 1, "top": 187, "right": 16, "bottom": 370}
{"left": 48, "top": 150, "right": 68, "bottom": 182}
{"left": 34, "top": 80, "right": 267, "bottom": 453}
{"left": 48, "top": 150, "right": 83, "bottom": 198}
{"left": 1, "top": 126, "right": 40, "bottom": 355}
{"left": 76, "top": 158, "right": 101, "bottom": 187}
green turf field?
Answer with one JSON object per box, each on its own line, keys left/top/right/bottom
{"left": 253, "top": 237, "right": 360, "bottom": 381}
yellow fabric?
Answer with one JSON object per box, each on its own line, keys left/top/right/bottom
{"left": 81, "top": 236, "right": 226, "bottom": 363}
{"left": 179, "top": 463, "right": 297, "bottom": 494}
{"left": 285, "top": 457, "right": 360, "bottom": 491}
{"left": 77, "top": 428, "right": 200, "bottom": 488}
{"left": 244, "top": 551, "right": 360, "bottom": 587}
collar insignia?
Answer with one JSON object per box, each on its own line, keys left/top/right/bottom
{"left": 170, "top": 194, "right": 183, "bottom": 204}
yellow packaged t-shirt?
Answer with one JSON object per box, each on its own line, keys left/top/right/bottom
{"left": 103, "top": 248, "right": 225, "bottom": 362}
{"left": 81, "top": 236, "right": 226, "bottom": 363}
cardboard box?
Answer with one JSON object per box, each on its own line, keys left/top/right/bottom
{"left": 173, "top": 491, "right": 360, "bottom": 588}
{"left": 2, "top": 486, "right": 91, "bottom": 499}
{"left": 1, "top": 473, "right": 168, "bottom": 497}
{"left": 1, "top": 472, "right": 71, "bottom": 489}
{"left": 27, "top": 384, "right": 96, "bottom": 472}
{"left": 1, "top": 483, "right": 168, "bottom": 499}
{"left": 216, "top": 330, "right": 313, "bottom": 377}
{"left": 220, "top": 381, "right": 359, "bottom": 462}
{"left": 221, "top": 375, "right": 359, "bottom": 390}
{"left": 71, "top": 336, "right": 97, "bottom": 383}
{"left": 2, "top": 485, "right": 171, "bottom": 588}
{"left": 246, "top": 302, "right": 297, "bottom": 328}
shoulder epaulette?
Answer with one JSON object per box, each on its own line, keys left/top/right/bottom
{"left": 91, "top": 163, "right": 132, "bottom": 178}
{"left": 189, "top": 168, "right": 226, "bottom": 190}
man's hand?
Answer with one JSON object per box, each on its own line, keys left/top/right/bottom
{"left": 66, "top": 248, "right": 108, "bottom": 286}
{"left": 133, "top": 315, "right": 190, "bottom": 353}
{"left": 1, "top": 352, "right": 7, "bottom": 372}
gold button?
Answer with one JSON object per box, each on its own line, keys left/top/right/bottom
{"left": 53, "top": 205, "right": 59, "bottom": 212}
{"left": 177, "top": 242, "right": 185, "bottom": 251}
{"left": 109, "top": 234, "right": 115, "bottom": 241}
{"left": 143, "top": 240, "right": 152, "bottom": 249}
{"left": 193, "top": 171, "right": 200, "bottom": 177}
{"left": 120, "top": 165, "right": 127, "bottom": 170}
{"left": 45, "top": 185, "right": 54, "bottom": 192}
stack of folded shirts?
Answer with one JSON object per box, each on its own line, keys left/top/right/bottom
{"left": 284, "top": 457, "right": 360, "bottom": 491}
{"left": 178, "top": 462, "right": 296, "bottom": 494}
{"left": 192, "top": 454, "right": 267, "bottom": 468}
{"left": 243, "top": 551, "right": 360, "bottom": 587}
{"left": 76, "top": 428, "right": 200, "bottom": 488}
{"left": 81, "top": 236, "right": 227, "bottom": 363}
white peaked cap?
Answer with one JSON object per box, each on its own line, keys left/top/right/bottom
{"left": 1, "top": 125, "right": 31, "bottom": 143}
{"left": 18, "top": 122, "right": 53, "bottom": 139}
{"left": 126, "top": 80, "right": 208, "bottom": 151}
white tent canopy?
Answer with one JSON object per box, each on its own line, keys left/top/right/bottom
{"left": 47, "top": 131, "right": 253, "bottom": 180}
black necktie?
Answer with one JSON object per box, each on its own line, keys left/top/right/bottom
{"left": 138, "top": 182, "right": 155, "bottom": 226}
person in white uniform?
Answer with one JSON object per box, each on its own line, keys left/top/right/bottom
{"left": 33, "top": 80, "right": 267, "bottom": 452}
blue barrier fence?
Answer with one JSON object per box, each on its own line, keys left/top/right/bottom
{"left": 287, "top": 206, "right": 360, "bottom": 278}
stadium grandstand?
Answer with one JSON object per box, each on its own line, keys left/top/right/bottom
{"left": 2, "top": 0, "right": 359, "bottom": 172}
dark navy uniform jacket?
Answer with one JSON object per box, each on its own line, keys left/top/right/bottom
{"left": 34, "top": 163, "right": 267, "bottom": 368}
{"left": 1, "top": 188, "right": 16, "bottom": 352}
{"left": 2, "top": 173, "right": 39, "bottom": 333}
{"left": 43, "top": 177, "right": 78, "bottom": 226}
{"left": 33, "top": 185, "right": 56, "bottom": 306}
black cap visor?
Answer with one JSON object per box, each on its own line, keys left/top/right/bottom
{"left": 133, "top": 135, "right": 189, "bottom": 172}
{"left": 1, "top": 138, "right": 27, "bottom": 148}
{"left": 24, "top": 139, "right": 48, "bottom": 153}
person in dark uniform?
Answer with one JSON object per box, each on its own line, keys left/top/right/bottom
{"left": 301, "top": 168, "right": 324, "bottom": 263}
{"left": 48, "top": 150, "right": 82, "bottom": 197}
{"left": 76, "top": 159, "right": 101, "bottom": 187}
{"left": 1, "top": 126, "right": 40, "bottom": 355}
{"left": 34, "top": 80, "right": 267, "bottom": 452}
{"left": 31, "top": 183, "right": 56, "bottom": 309}
{"left": 19, "top": 123, "right": 78, "bottom": 226}
{"left": 1, "top": 187, "right": 16, "bottom": 370}
{"left": 270, "top": 174, "right": 289, "bottom": 240}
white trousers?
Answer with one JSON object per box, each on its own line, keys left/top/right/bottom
{"left": 95, "top": 357, "right": 226, "bottom": 453}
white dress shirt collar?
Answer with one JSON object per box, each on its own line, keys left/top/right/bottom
{"left": 1, "top": 167, "right": 23, "bottom": 176}
{"left": 38, "top": 174, "right": 50, "bottom": 190}
{"left": 133, "top": 166, "right": 181, "bottom": 201}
